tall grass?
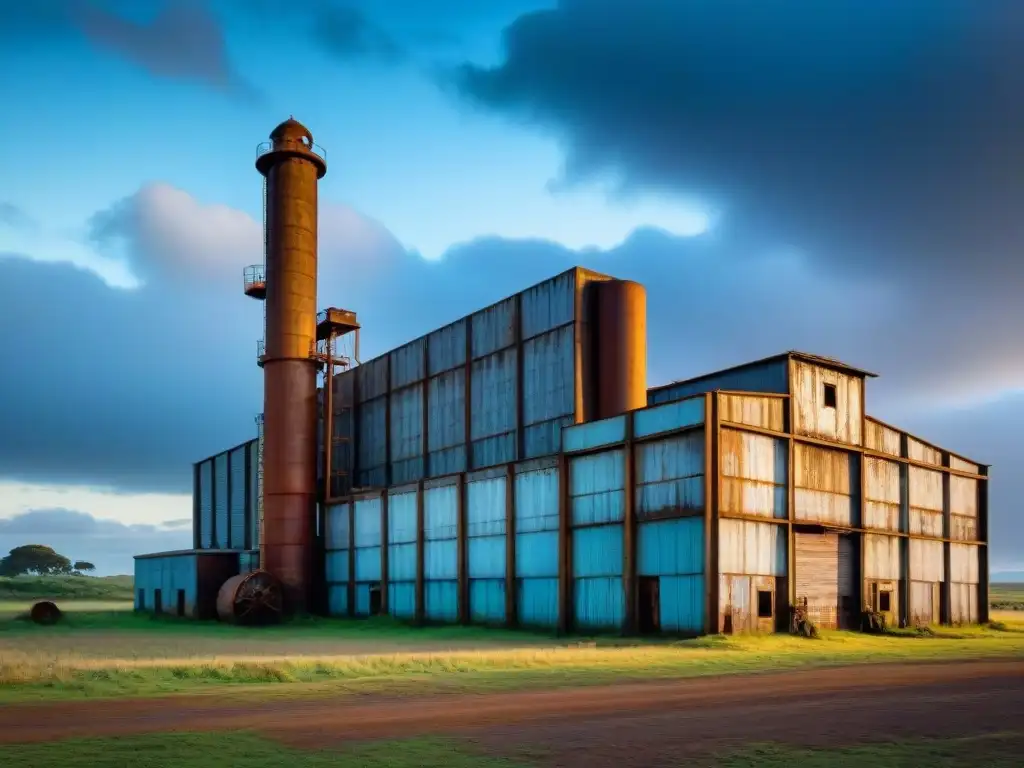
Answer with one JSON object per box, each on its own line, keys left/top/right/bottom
{"left": 0, "top": 574, "right": 133, "bottom": 602}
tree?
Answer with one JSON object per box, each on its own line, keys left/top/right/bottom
{"left": 73, "top": 561, "right": 96, "bottom": 574}
{"left": 0, "top": 545, "right": 73, "bottom": 577}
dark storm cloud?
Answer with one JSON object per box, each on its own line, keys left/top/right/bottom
{"left": 312, "top": 4, "right": 406, "bottom": 64}
{"left": 0, "top": 509, "right": 190, "bottom": 576}
{"left": 452, "top": 1, "right": 1024, "bottom": 289}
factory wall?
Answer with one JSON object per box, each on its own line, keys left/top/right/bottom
{"left": 134, "top": 551, "right": 241, "bottom": 619}
{"left": 193, "top": 438, "right": 260, "bottom": 553}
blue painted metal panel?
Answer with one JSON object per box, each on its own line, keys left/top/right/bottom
{"left": 468, "top": 536, "right": 506, "bottom": 579}
{"left": 425, "top": 484, "right": 458, "bottom": 540}
{"left": 389, "top": 543, "right": 416, "bottom": 581}
{"left": 357, "top": 396, "right": 387, "bottom": 483}
{"left": 570, "top": 450, "right": 625, "bottom": 526}
{"left": 248, "top": 441, "right": 259, "bottom": 551}
{"left": 354, "top": 547, "right": 381, "bottom": 582}
{"left": 634, "top": 397, "right": 705, "bottom": 439}
{"left": 660, "top": 575, "right": 704, "bottom": 633}
{"left": 470, "top": 579, "right": 506, "bottom": 623}
{"left": 523, "top": 415, "right": 573, "bottom": 459}
{"left": 471, "top": 296, "right": 516, "bottom": 359}
{"left": 354, "top": 497, "right": 382, "bottom": 548}
{"left": 239, "top": 551, "right": 260, "bottom": 574}
{"left": 214, "top": 454, "right": 229, "bottom": 549}
{"left": 355, "top": 583, "right": 371, "bottom": 616}
{"left": 326, "top": 502, "right": 350, "bottom": 549}
{"left": 427, "top": 369, "right": 466, "bottom": 475}
{"left": 638, "top": 518, "right": 704, "bottom": 576}
{"left": 199, "top": 460, "right": 213, "bottom": 548}
{"left": 389, "top": 582, "right": 416, "bottom": 618}
{"left": 425, "top": 539, "right": 458, "bottom": 580}
{"left": 357, "top": 355, "right": 389, "bottom": 401}
{"left": 563, "top": 416, "right": 626, "bottom": 454}
{"left": 572, "top": 524, "right": 623, "bottom": 578}
{"left": 516, "top": 531, "right": 558, "bottom": 578}
{"left": 229, "top": 447, "right": 246, "bottom": 549}
{"left": 390, "top": 384, "right": 424, "bottom": 484}
{"left": 390, "top": 337, "right": 425, "bottom": 390}
{"left": 522, "top": 325, "right": 574, "bottom": 427}
{"left": 521, "top": 270, "right": 575, "bottom": 339}
{"left": 388, "top": 492, "right": 417, "bottom": 544}
{"left": 427, "top": 319, "right": 467, "bottom": 376}
{"left": 574, "top": 576, "right": 624, "bottom": 629}
{"left": 648, "top": 359, "right": 789, "bottom": 405}
{"left": 425, "top": 580, "right": 458, "bottom": 621}
{"left": 326, "top": 550, "right": 350, "bottom": 582}
{"left": 467, "top": 476, "right": 506, "bottom": 535}
{"left": 515, "top": 465, "right": 560, "bottom": 533}
{"left": 517, "top": 578, "right": 558, "bottom": 627}
{"left": 635, "top": 432, "right": 705, "bottom": 518}
{"left": 328, "top": 585, "right": 349, "bottom": 616}
{"left": 470, "top": 348, "right": 517, "bottom": 468}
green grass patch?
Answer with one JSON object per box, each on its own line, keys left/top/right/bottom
{"left": 0, "top": 732, "right": 526, "bottom": 768}
{"left": 991, "top": 582, "right": 1024, "bottom": 611}
{"left": 0, "top": 574, "right": 133, "bottom": 603}
{"left": 716, "top": 732, "right": 1024, "bottom": 767}
{"left": 1, "top": 611, "right": 1023, "bottom": 703}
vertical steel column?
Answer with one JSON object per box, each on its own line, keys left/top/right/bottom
{"left": 415, "top": 480, "right": 425, "bottom": 624}
{"left": 505, "top": 463, "right": 517, "bottom": 627}
{"left": 623, "top": 416, "right": 637, "bottom": 634}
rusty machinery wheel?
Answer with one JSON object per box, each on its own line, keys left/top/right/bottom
{"left": 30, "top": 600, "right": 63, "bottom": 625}
{"left": 216, "top": 570, "right": 284, "bottom": 625}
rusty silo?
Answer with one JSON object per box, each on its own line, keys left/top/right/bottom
{"left": 594, "top": 279, "right": 648, "bottom": 419}
{"left": 254, "top": 117, "right": 327, "bottom": 614}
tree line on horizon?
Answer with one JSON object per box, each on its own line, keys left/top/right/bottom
{"left": 0, "top": 545, "right": 96, "bottom": 577}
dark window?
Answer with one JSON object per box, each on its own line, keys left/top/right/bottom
{"left": 638, "top": 577, "right": 660, "bottom": 634}
{"left": 757, "top": 590, "right": 773, "bottom": 618}
{"left": 823, "top": 383, "right": 837, "bottom": 409}
{"left": 137, "top": 589, "right": 145, "bottom": 611}
{"left": 879, "top": 590, "right": 892, "bottom": 613}
{"left": 154, "top": 588, "right": 163, "bottom": 614}
{"left": 177, "top": 589, "right": 186, "bottom": 617}
{"left": 369, "top": 585, "right": 382, "bottom": 615}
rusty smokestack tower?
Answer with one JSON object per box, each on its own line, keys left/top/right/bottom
{"left": 254, "top": 117, "right": 326, "bottom": 614}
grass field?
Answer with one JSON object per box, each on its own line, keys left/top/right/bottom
{"left": 2, "top": 730, "right": 1022, "bottom": 768}
{"left": 991, "top": 582, "right": 1024, "bottom": 610}
{"left": 0, "top": 574, "right": 133, "bottom": 603}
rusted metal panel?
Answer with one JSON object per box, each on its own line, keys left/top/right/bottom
{"left": 563, "top": 414, "right": 627, "bottom": 453}
{"left": 949, "top": 455, "right": 979, "bottom": 474}
{"left": 427, "top": 369, "right": 467, "bottom": 475}
{"left": 427, "top": 320, "right": 467, "bottom": 376}
{"left": 522, "top": 325, "right": 574, "bottom": 425}
{"left": 794, "top": 532, "right": 855, "bottom": 630}
{"left": 470, "top": 347, "right": 517, "bottom": 467}
{"left": 950, "top": 476, "right": 977, "bottom": 517}
{"left": 569, "top": 449, "right": 625, "bottom": 526}
{"left": 865, "top": 418, "right": 902, "bottom": 457}
{"left": 909, "top": 538, "right": 944, "bottom": 582}
{"left": 951, "top": 514, "right": 978, "bottom": 542}
{"left": 635, "top": 431, "right": 705, "bottom": 518}
{"left": 863, "top": 457, "right": 901, "bottom": 531}
{"left": 389, "top": 384, "right": 424, "bottom": 484}
{"left": 950, "top": 543, "right": 980, "bottom": 584}
{"left": 908, "top": 466, "right": 943, "bottom": 537}
{"left": 907, "top": 437, "right": 942, "bottom": 466}
{"left": 719, "top": 574, "right": 776, "bottom": 634}
{"left": 790, "top": 359, "right": 864, "bottom": 445}
{"left": 718, "top": 519, "right": 786, "bottom": 576}
{"left": 521, "top": 269, "right": 575, "bottom": 339}
{"left": 950, "top": 582, "right": 979, "bottom": 624}
{"left": 356, "top": 355, "right": 389, "bottom": 402}
{"left": 649, "top": 358, "right": 788, "bottom": 405}
{"left": 719, "top": 429, "right": 787, "bottom": 519}
{"left": 593, "top": 279, "right": 647, "bottom": 419}
{"left": 909, "top": 580, "right": 941, "bottom": 625}
{"left": 471, "top": 296, "right": 516, "bottom": 359}
{"left": 719, "top": 394, "right": 785, "bottom": 431}
{"left": 794, "top": 444, "right": 855, "bottom": 526}
{"left": 863, "top": 533, "right": 901, "bottom": 581}
{"left": 633, "top": 397, "right": 704, "bottom": 439}
{"left": 390, "top": 337, "right": 426, "bottom": 390}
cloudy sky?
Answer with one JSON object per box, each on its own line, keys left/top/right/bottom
{"left": 0, "top": 0, "right": 1021, "bottom": 577}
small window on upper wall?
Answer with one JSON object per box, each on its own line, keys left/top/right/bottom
{"left": 823, "top": 383, "right": 837, "bottom": 409}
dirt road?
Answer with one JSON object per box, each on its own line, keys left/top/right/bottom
{"left": 2, "top": 659, "right": 1022, "bottom": 764}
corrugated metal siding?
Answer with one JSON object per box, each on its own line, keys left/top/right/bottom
{"left": 467, "top": 475, "right": 506, "bottom": 624}
{"left": 950, "top": 475, "right": 978, "bottom": 541}
{"left": 718, "top": 394, "right": 785, "bottom": 431}
{"left": 357, "top": 355, "right": 389, "bottom": 402}
{"left": 514, "top": 462, "right": 560, "bottom": 533}
{"left": 570, "top": 449, "right": 625, "bottom": 525}
{"left": 424, "top": 482, "right": 458, "bottom": 621}
{"left": 427, "top": 369, "right": 467, "bottom": 475}
{"left": 638, "top": 518, "right": 704, "bottom": 576}
{"left": 864, "top": 534, "right": 901, "bottom": 580}
{"left": 909, "top": 538, "right": 944, "bottom": 582}
{"left": 514, "top": 464, "right": 559, "bottom": 627}
{"left": 357, "top": 397, "right": 387, "bottom": 487}
{"left": 950, "top": 455, "right": 979, "bottom": 474}
{"left": 648, "top": 359, "right": 788, "bottom": 405}
{"left": 472, "top": 296, "right": 516, "bottom": 359}
{"left": 388, "top": 491, "right": 417, "bottom": 618}
{"left": 863, "top": 457, "right": 901, "bottom": 531}
{"left": 522, "top": 325, "right": 574, "bottom": 458}
{"left": 353, "top": 496, "right": 382, "bottom": 590}
{"left": 909, "top": 467, "right": 943, "bottom": 537}
{"left": 470, "top": 348, "right": 517, "bottom": 467}
{"left": 326, "top": 550, "right": 349, "bottom": 582}
{"left": 326, "top": 502, "right": 350, "bottom": 550}
{"left": 950, "top": 582, "right": 979, "bottom": 624}
{"left": 390, "top": 384, "right": 424, "bottom": 484}
{"left": 910, "top": 580, "right": 940, "bottom": 625}
{"left": 718, "top": 519, "right": 786, "bottom": 576}
{"left": 907, "top": 438, "right": 942, "bottom": 466}
{"left": 719, "top": 429, "right": 786, "bottom": 519}
{"left": 573, "top": 524, "right": 624, "bottom": 629}
{"left": 794, "top": 444, "right": 855, "bottom": 526}
{"left": 521, "top": 269, "right": 574, "bottom": 339}
{"left": 633, "top": 397, "right": 704, "bottom": 439}
{"left": 229, "top": 447, "right": 246, "bottom": 549}
{"left": 389, "top": 582, "right": 416, "bottom": 618}
{"left": 425, "top": 580, "right": 458, "bottom": 622}
{"left": 214, "top": 453, "right": 229, "bottom": 549}
{"left": 794, "top": 532, "right": 851, "bottom": 630}
{"left": 865, "top": 418, "right": 901, "bottom": 457}
{"left": 427, "top": 320, "right": 466, "bottom": 376}
{"left": 328, "top": 584, "right": 349, "bottom": 616}
{"left": 950, "top": 543, "right": 980, "bottom": 584}
{"left": 199, "top": 460, "right": 213, "bottom": 549}
{"left": 635, "top": 431, "right": 705, "bottom": 518}
{"left": 134, "top": 554, "right": 197, "bottom": 617}
{"left": 517, "top": 577, "right": 558, "bottom": 627}
{"left": 470, "top": 579, "right": 506, "bottom": 624}
{"left": 248, "top": 441, "right": 259, "bottom": 551}
{"left": 390, "top": 337, "right": 425, "bottom": 390}
{"left": 239, "top": 550, "right": 260, "bottom": 574}
{"left": 790, "top": 360, "right": 864, "bottom": 445}
{"left": 563, "top": 415, "right": 626, "bottom": 454}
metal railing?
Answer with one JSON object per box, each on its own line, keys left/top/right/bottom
{"left": 256, "top": 339, "right": 266, "bottom": 364}
{"left": 256, "top": 140, "right": 327, "bottom": 165}
{"left": 243, "top": 264, "right": 266, "bottom": 295}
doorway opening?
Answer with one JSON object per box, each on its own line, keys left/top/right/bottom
{"left": 369, "top": 584, "right": 382, "bottom": 615}
{"left": 177, "top": 589, "right": 186, "bottom": 617}
{"left": 154, "top": 589, "right": 163, "bottom": 614}
{"left": 638, "top": 577, "right": 660, "bottom": 634}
